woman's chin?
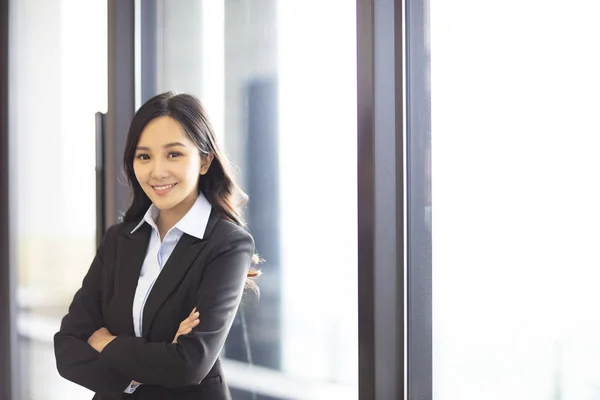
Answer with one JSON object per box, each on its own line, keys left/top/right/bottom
{"left": 143, "top": 191, "right": 174, "bottom": 209}
{"left": 151, "top": 199, "right": 178, "bottom": 211}
{"left": 143, "top": 186, "right": 196, "bottom": 213}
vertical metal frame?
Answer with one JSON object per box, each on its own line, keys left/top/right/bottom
{"left": 106, "top": 0, "right": 136, "bottom": 226}
{"left": 406, "top": 0, "right": 432, "bottom": 398}
{"left": 357, "top": 0, "right": 406, "bottom": 399}
{"left": 0, "top": 0, "right": 15, "bottom": 398}
{"left": 140, "top": 0, "right": 157, "bottom": 103}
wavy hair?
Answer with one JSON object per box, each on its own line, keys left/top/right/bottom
{"left": 121, "top": 92, "right": 261, "bottom": 288}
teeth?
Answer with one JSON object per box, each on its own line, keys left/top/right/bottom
{"left": 154, "top": 184, "right": 175, "bottom": 190}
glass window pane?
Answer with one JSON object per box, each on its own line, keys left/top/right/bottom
{"left": 9, "top": 0, "right": 107, "bottom": 398}
{"left": 152, "top": 1, "right": 358, "bottom": 398}
{"left": 431, "top": 1, "right": 600, "bottom": 399}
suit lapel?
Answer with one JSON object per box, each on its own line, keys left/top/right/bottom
{"left": 114, "top": 223, "right": 151, "bottom": 336}
{"left": 113, "top": 208, "right": 221, "bottom": 338}
{"left": 141, "top": 206, "right": 221, "bottom": 337}
{"left": 141, "top": 234, "right": 206, "bottom": 337}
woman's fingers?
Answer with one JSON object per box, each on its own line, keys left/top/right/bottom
{"left": 185, "top": 320, "right": 199, "bottom": 333}
{"left": 180, "top": 308, "right": 199, "bottom": 326}
{"left": 173, "top": 324, "right": 198, "bottom": 343}
{"left": 179, "top": 317, "right": 200, "bottom": 332}
{"left": 178, "top": 308, "right": 197, "bottom": 328}
{"left": 173, "top": 310, "right": 200, "bottom": 343}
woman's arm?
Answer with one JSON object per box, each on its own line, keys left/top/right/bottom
{"left": 53, "top": 226, "right": 133, "bottom": 397}
{"left": 97, "top": 229, "right": 254, "bottom": 388}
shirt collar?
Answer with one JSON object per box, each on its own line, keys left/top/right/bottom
{"left": 130, "top": 192, "right": 212, "bottom": 239}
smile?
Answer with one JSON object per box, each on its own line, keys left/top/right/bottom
{"left": 151, "top": 183, "right": 177, "bottom": 195}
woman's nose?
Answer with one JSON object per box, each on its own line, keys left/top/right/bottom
{"left": 151, "top": 160, "right": 169, "bottom": 179}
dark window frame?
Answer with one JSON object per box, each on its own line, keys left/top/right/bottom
{"left": 357, "top": 0, "right": 415, "bottom": 398}
{"left": 406, "top": 0, "right": 433, "bottom": 398}
{"left": 104, "top": 0, "right": 136, "bottom": 230}
{"left": 357, "top": 0, "right": 432, "bottom": 398}
{"left": 1, "top": 0, "right": 16, "bottom": 398}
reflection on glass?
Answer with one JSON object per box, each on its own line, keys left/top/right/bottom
{"left": 432, "top": 1, "right": 600, "bottom": 399}
{"left": 155, "top": 1, "right": 357, "bottom": 399}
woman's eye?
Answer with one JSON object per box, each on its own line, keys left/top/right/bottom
{"left": 136, "top": 154, "right": 150, "bottom": 160}
{"left": 168, "top": 152, "right": 182, "bottom": 158}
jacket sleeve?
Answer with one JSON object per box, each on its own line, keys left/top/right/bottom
{"left": 98, "top": 229, "right": 254, "bottom": 388}
{"left": 53, "top": 226, "right": 133, "bottom": 398}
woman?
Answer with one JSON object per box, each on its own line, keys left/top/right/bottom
{"left": 54, "top": 92, "right": 260, "bottom": 399}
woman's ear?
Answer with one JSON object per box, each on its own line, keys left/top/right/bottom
{"left": 200, "top": 153, "right": 215, "bottom": 175}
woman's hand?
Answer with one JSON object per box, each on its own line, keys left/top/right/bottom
{"left": 172, "top": 307, "right": 200, "bottom": 343}
{"left": 87, "top": 327, "right": 116, "bottom": 353}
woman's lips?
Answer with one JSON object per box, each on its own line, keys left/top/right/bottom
{"left": 152, "top": 183, "right": 177, "bottom": 195}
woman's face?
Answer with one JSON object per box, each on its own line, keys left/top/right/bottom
{"left": 133, "top": 116, "right": 212, "bottom": 214}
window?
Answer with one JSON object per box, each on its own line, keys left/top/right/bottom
{"left": 429, "top": 0, "right": 600, "bottom": 398}
{"left": 9, "top": 0, "right": 107, "bottom": 398}
{"left": 138, "top": 1, "right": 358, "bottom": 398}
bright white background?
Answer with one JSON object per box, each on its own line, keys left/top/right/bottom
{"left": 432, "top": 1, "right": 600, "bottom": 399}
{"left": 10, "top": 0, "right": 107, "bottom": 398}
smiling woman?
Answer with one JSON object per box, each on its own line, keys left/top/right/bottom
{"left": 54, "top": 92, "right": 261, "bottom": 399}
{"left": 122, "top": 93, "right": 261, "bottom": 272}
{"left": 131, "top": 115, "right": 213, "bottom": 237}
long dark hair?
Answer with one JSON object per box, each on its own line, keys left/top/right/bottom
{"left": 121, "top": 92, "right": 261, "bottom": 284}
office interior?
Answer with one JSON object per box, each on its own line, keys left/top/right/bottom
{"left": 4, "top": 0, "right": 600, "bottom": 400}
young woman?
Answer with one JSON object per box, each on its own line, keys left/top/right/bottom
{"left": 54, "top": 92, "right": 259, "bottom": 399}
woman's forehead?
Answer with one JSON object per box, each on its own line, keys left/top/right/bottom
{"left": 138, "top": 116, "right": 191, "bottom": 147}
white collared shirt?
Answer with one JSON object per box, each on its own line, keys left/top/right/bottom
{"left": 124, "top": 192, "right": 212, "bottom": 393}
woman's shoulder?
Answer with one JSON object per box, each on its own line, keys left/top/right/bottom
{"left": 101, "top": 220, "right": 141, "bottom": 243}
{"left": 210, "top": 217, "right": 255, "bottom": 248}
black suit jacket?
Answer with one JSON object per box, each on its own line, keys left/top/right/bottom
{"left": 54, "top": 209, "right": 254, "bottom": 400}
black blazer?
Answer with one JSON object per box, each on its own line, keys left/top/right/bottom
{"left": 54, "top": 209, "right": 254, "bottom": 400}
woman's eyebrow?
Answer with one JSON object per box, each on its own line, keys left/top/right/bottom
{"left": 136, "top": 142, "right": 187, "bottom": 151}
